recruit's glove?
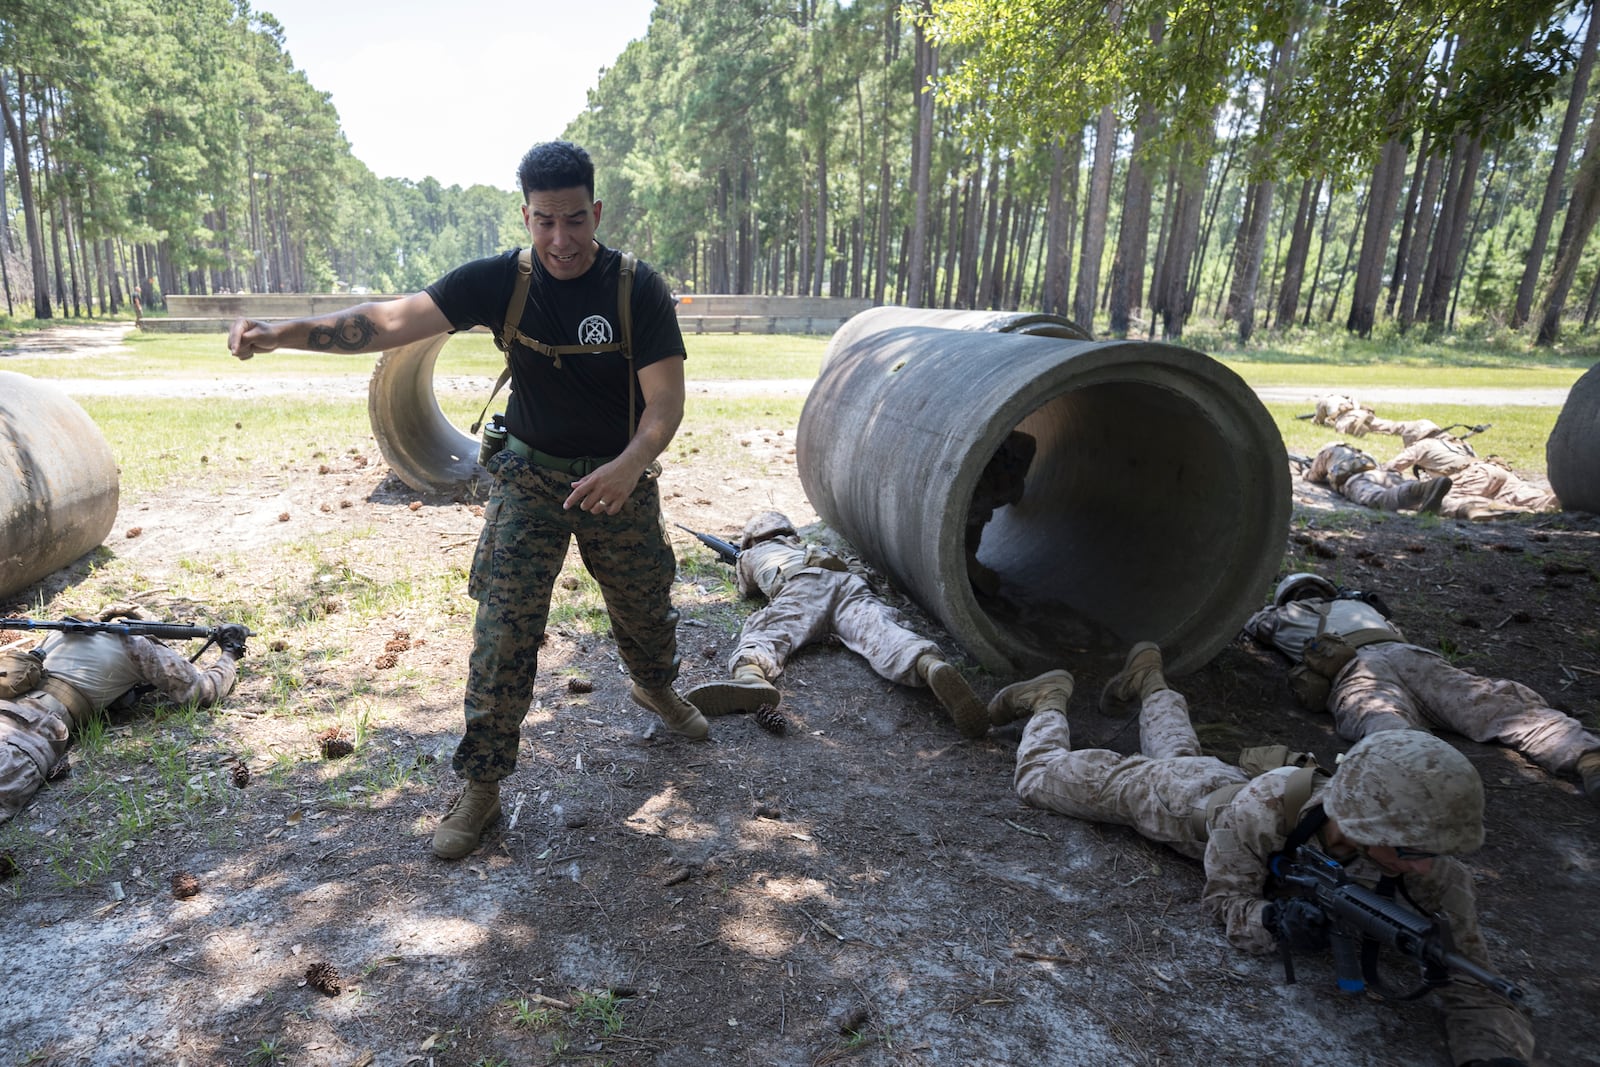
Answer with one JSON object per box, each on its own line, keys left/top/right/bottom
{"left": 217, "top": 624, "right": 250, "bottom": 658}
{"left": 1263, "top": 899, "right": 1331, "bottom": 953}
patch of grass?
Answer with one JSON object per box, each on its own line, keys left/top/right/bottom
{"left": 549, "top": 571, "right": 611, "bottom": 636}
{"left": 682, "top": 333, "right": 828, "bottom": 378}
{"left": 508, "top": 997, "right": 557, "bottom": 1029}
{"left": 1265, "top": 402, "right": 1557, "bottom": 473}
{"left": 571, "top": 990, "right": 627, "bottom": 1037}
{"left": 1189, "top": 321, "right": 1597, "bottom": 377}
{"left": 76, "top": 395, "right": 372, "bottom": 495}
{"left": 246, "top": 1038, "right": 288, "bottom": 1066}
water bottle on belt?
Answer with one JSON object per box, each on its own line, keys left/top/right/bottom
{"left": 478, "top": 413, "right": 507, "bottom": 466}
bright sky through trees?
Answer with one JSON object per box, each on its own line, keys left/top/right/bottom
{"left": 258, "top": 0, "right": 658, "bottom": 190}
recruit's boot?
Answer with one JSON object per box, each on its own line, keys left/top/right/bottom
{"left": 1391, "top": 476, "right": 1452, "bottom": 514}
{"left": 1578, "top": 750, "right": 1600, "bottom": 804}
{"left": 432, "top": 779, "right": 502, "bottom": 860}
{"left": 1100, "top": 642, "right": 1166, "bottom": 710}
{"left": 987, "top": 669, "right": 1075, "bottom": 727}
{"left": 631, "top": 683, "right": 711, "bottom": 740}
{"left": 917, "top": 654, "right": 988, "bottom": 739}
{"left": 684, "top": 665, "right": 781, "bottom": 717}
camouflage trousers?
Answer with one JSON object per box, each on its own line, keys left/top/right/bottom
{"left": 1331, "top": 643, "right": 1600, "bottom": 776}
{"left": 1446, "top": 463, "right": 1559, "bottom": 512}
{"left": 1014, "top": 688, "right": 1247, "bottom": 860}
{"left": 0, "top": 694, "right": 72, "bottom": 824}
{"left": 730, "top": 569, "right": 939, "bottom": 686}
{"left": 454, "top": 450, "right": 680, "bottom": 781}
{"left": 1339, "top": 469, "right": 1418, "bottom": 511}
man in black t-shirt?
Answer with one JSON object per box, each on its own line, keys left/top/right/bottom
{"left": 228, "top": 141, "right": 707, "bottom": 861}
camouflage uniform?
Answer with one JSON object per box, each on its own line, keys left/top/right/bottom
{"left": 1246, "top": 599, "right": 1600, "bottom": 778}
{"left": 1386, "top": 437, "right": 1559, "bottom": 513}
{"left": 1, "top": 632, "right": 238, "bottom": 823}
{"left": 729, "top": 535, "right": 940, "bottom": 688}
{"left": 1016, "top": 687, "right": 1534, "bottom": 1064}
{"left": 455, "top": 449, "right": 679, "bottom": 781}
{"left": 1306, "top": 442, "right": 1498, "bottom": 519}
{"left": 965, "top": 431, "right": 1035, "bottom": 596}
{"left": 1311, "top": 394, "right": 1377, "bottom": 436}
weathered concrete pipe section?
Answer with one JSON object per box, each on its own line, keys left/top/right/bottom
{"left": 796, "top": 307, "right": 1290, "bottom": 677}
{"left": 1547, "top": 360, "right": 1600, "bottom": 513}
{"left": 1, "top": 372, "right": 120, "bottom": 599}
{"left": 367, "top": 335, "right": 482, "bottom": 494}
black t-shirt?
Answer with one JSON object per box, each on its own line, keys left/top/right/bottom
{"left": 426, "top": 244, "right": 686, "bottom": 457}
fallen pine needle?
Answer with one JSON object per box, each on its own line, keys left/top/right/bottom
{"left": 1006, "top": 818, "right": 1052, "bottom": 841}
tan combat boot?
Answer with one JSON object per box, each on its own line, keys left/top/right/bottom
{"left": 917, "top": 653, "right": 988, "bottom": 739}
{"left": 684, "top": 665, "right": 782, "bottom": 717}
{"left": 987, "top": 669, "right": 1075, "bottom": 727}
{"left": 432, "top": 779, "right": 502, "bottom": 860}
{"left": 1393, "top": 476, "right": 1452, "bottom": 514}
{"left": 631, "top": 683, "right": 711, "bottom": 740}
{"left": 1100, "top": 642, "right": 1166, "bottom": 709}
{"left": 1578, "top": 750, "right": 1600, "bottom": 803}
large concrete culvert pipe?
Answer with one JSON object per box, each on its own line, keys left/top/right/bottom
{"left": 795, "top": 307, "right": 1291, "bottom": 678}
{"left": 1547, "top": 360, "right": 1600, "bottom": 513}
{"left": 367, "top": 335, "right": 483, "bottom": 494}
{"left": 1, "top": 372, "right": 120, "bottom": 599}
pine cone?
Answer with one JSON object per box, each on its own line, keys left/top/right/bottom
{"left": 171, "top": 871, "right": 201, "bottom": 899}
{"left": 230, "top": 761, "right": 250, "bottom": 788}
{"left": 318, "top": 728, "right": 354, "bottom": 760}
{"left": 305, "top": 961, "right": 342, "bottom": 996}
{"left": 754, "top": 704, "right": 787, "bottom": 736}
{"left": 567, "top": 676, "right": 594, "bottom": 694}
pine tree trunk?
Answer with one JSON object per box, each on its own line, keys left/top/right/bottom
{"left": 1345, "top": 137, "right": 1407, "bottom": 336}
{"left": 1303, "top": 186, "right": 1337, "bottom": 326}
{"left": 1535, "top": 102, "right": 1600, "bottom": 343}
{"left": 906, "top": 7, "right": 935, "bottom": 307}
{"left": 1073, "top": 103, "right": 1117, "bottom": 332}
{"left": 1397, "top": 152, "right": 1444, "bottom": 331}
{"left": 976, "top": 152, "right": 1002, "bottom": 307}
{"left": 1327, "top": 190, "right": 1368, "bottom": 323}
{"left": 1515, "top": 1, "right": 1600, "bottom": 327}
{"left": 1108, "top": 104, "right": 1155, "bottom": 336}
{"left": 1386, "top": 132, "right": 1433, "bottom": 317}
{"left": 1042, "top": 140, "right": 1072, "bottom": 316}
{"left": 1274, "top": 176, "right": 1319, "bottom": 330}
{"left": 1449, "top": 151, "right": 1499, "bottom": 328}
{"left": 957, "top": 165, "right": 983, "bottom": 307}
{"left": 1, "top": 73, "right": 53, "bottom": 318}
{"left": 1425, "top": 136, "right": 1484, "bottom": 332}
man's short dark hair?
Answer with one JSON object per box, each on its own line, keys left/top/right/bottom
{"left": 517, "top": 141, "right": 595, "bottom": 199}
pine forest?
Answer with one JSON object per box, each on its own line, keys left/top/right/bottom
{"left": 5, "top": 0, "right": 1600, "bottom": 346}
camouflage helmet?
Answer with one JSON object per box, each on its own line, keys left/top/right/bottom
{"left": 740, "top": 510, "right": 796, "bottom": 549}
{"left": 1274, "top": 572, "right": 1338, "bottom": 607}
{"left": 1323, "top": 732, "right": 1485, "bottom": 855}
{"left": 1399, "top": 420, "right": 1445, "bottom": 447}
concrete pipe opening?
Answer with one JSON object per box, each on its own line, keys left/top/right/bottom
{"left": 1547, "top": 361, "right": 1600, "bottom": 513}
{"left": 796, "top": 307, "right": 1290, "bottom": 678}
{"left": 1, "top": 372, "right": 120, "bottom": 599}
{"left": 368, "top": 335, "right": 485, "bottom": 494}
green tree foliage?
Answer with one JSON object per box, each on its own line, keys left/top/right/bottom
{"left": 0, "top": 0, "right": 524, "bottom": 315}
{"left": 8, "top": 0, "right": 1600, "bottom": 345}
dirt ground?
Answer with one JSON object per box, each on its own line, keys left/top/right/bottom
{"left": 1, "top": 332, "right": 1597, "bottom": 1067}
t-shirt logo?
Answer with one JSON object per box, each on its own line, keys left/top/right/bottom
{"left": 578, "top": 315, "right": 614, "bottom": 345}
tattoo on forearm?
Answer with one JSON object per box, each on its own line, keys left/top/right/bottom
{"left": 308, "top": 314, "right": 378, "bottom": 351}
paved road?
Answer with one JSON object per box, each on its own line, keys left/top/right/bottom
{"left": 2, "top": 322, "right": 1575, "bottom": 406}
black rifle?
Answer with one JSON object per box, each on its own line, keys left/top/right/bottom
{"left": 0, "top": 617, "right": 253, "bottom": 661}
{"left": 673, "top": 524, "right": 740, "bottom": 566}
{"left": 1269, "top": 844, "right": 1524, "bottom": 1004}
